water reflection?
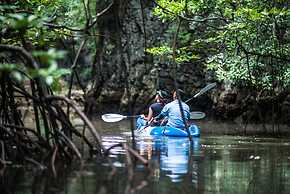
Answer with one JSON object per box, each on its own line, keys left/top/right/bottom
{"left": 136, "top": 135, "right": 290, "bottom": 194}
{"left": 2, "top": 124, "right": 290, "bottom": 194}
{"left": 137, "top": 137, "right": 201, "bottom": 183}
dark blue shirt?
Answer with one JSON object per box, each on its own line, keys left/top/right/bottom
{"left": 150, "top": 102, "right": 164, "bottom": 117}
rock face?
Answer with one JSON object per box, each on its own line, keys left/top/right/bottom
{"left": 212, "top": 86, "right": 290, "bottom": 126}
{"left": 86, "top": 0, "right": 210, "bottom": 114}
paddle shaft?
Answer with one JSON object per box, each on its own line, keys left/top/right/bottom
{"left": 185, "top": 83, "right": 216, "bottom": 103}
{"left": 125, "top": 115, "right": 140, "bottom": 118}
{"left": 102, "top": 111, "right": 205, "bottom": 122}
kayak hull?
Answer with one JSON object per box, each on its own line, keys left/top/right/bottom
{"left": 135, "top": 117, "right": 200, "bottom": 137}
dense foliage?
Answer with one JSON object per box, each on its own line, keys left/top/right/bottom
{"left": 151, "top": 0, "right": 290, "bottom": 92}
{"left": 0, "top": 0, "right": 98, "bottom": 89}
{"left": 2, "top": 0, "right": 289, "bottom": 99}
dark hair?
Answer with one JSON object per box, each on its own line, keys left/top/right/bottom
{"left": 175, "top": 89, "right": 186, "bottom": 101}
{"left": 156, "top": 90, "right": 170, "bottom": 99}
{"left": 156, "top": 90, "right": 171, "bottom": 105}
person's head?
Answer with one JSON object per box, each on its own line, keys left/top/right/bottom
{"left": 173, "top": 89, "right": 186, "bottom": 101}
{"left": 156, "top": 90, "right": 170, "bottom": 103}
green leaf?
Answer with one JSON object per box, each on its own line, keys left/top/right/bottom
{"left": 12, "top": 71, "right": 23, "bottom": 82}
{"left": 0, "top": 63, "right": 17, "bottom": 71}
{"left": 45, "top": 76, "right": 53, "bottom": 85}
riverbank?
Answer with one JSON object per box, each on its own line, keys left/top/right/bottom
{"left": 193, "top": 119, "right": 290, "bottom": 136}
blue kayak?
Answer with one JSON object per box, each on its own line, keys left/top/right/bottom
{"left": 135, "top": 117, "right": 200, "bottom": 137}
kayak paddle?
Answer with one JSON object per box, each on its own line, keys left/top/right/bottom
{"left": 101, "top": 111, "right": 206, "bottom": 122}
{"left": 190, "top": 111, "right": 206, "bottom": 120}
{"left": 101, "top": 114, "right": 139, "bottom": 123}
{"left": 185, "top": 82, "right": 216, "bottom": 103}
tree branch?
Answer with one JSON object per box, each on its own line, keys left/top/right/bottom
{"left": 44, "top": 95, "right": 105, "bottom": 153}
{"left": 236, "top": 38, "right": 290, "bottom": 63}
{"left": 0, "top": 44, "right": 39, "bottom": 69}
{"left": 43, "top": 2, "right": 113, "bottom": 32}
{"left": 152, "top": 0, "right": 228, "bottom": 23}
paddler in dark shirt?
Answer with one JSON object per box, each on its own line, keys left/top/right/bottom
{"left": 142, "top": 90, "right": 170, "bottom": 125}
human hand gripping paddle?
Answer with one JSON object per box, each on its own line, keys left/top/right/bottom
{"left": 101, "top": 83, "right": 216, "bottom": 123}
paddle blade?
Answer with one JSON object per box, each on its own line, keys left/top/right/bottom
{"left": 190, "top": 111, "right": 206, "bottom": 120}
{"left": 101, "top": 114, "right": 126, "bottom": 122}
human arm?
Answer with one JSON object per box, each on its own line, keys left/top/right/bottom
{"left": 154, "top": 104, "right": 169, "bottom": 121}
{"left": 147, "top": 107, "right": 154, "bottom": 122}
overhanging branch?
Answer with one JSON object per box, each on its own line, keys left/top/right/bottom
{"left": 152, "top": 0, "right": 228, "bottom": 23}
{"left": 0, "top": 44, "right": 39, "bottom": 69}
{"left": 43, "top": 2, "right": 114, "bottom": 32}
